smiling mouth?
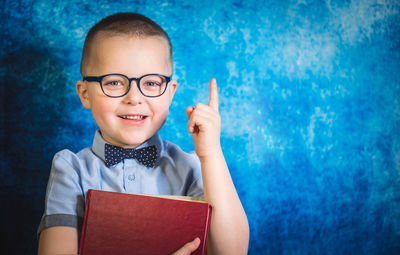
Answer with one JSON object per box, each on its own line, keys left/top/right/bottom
{"left": 119, "top": 115, "right": 147, "bottom": 120}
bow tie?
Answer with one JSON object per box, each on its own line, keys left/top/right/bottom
{"left": 104, "top": 144, "right": 158, "bottom": 168}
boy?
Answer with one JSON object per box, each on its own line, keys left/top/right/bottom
{"left": 38, "top": 13, "right": 249, "bottom": 255}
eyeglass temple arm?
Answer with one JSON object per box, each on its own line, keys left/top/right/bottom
{"left": 83, "top": 76, "right": 102, "bottom": 82}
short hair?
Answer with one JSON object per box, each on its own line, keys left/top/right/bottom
{"left": 80, "top": 12, "right": 173, "bottom": 75}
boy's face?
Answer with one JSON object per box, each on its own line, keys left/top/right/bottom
{"left": 76, "top": 35, "right": 177, "bottom": 148}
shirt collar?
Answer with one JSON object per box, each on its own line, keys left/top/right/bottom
{"left": 91, "top": 130, "right": 163, "bottom": 165}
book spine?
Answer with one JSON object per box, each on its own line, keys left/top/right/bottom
{"left": 78, "top": 189, "right": 93, "bottom": 255}
{"left": 201, "top": 205, "right": 212, "bottom": 255}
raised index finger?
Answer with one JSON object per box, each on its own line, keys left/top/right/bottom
{"left": 208, "top": 78, "right": 219, "bottom": 112}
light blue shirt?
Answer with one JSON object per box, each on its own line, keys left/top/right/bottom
{"left": 37, "top": 130, "right": 203, "bottom": 235}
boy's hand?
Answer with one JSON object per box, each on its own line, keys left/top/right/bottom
{"left": 186, "top": 78, "right": 221, "bottom": 158}
{"left": 172, "top": 238, "right": 200, "bottom": 255}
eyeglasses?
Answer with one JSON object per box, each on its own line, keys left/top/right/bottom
{"left": 83, "top": 73, "right": 171, "bottom": 98}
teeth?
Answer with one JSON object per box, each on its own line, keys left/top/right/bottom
{"left": 121, "top": 115, "right": 144, "bottom": 120}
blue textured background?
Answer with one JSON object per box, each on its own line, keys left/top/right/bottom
{"left": 1, "top": 0, "right": 400, "bottom": 254}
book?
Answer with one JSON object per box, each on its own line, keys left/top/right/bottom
{"left": 79, "top": 189, "right": 212, "bottom": 255}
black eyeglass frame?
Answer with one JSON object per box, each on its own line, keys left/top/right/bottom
{"left": 83, "top": 73, "right": 172, "bottom": 98}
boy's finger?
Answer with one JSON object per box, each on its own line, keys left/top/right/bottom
{"left": 208, "top": 78, "right": 219, "bottom": 112}
{"left": 186, "top": 106, "right": 194, "bottom": 119}
{"left": 172, "top": 238, "right": 201, "bottom": 255}
{"left": 186, "top": 106, "right": 196, "bottom": 133}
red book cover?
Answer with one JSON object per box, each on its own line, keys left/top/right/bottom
{"left": 79, "top": 189, "right": 212, "bottom": 255}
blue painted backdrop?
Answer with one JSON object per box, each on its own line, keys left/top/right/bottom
{"left": 1, "top": 0, "right": 399, "bottom": 254}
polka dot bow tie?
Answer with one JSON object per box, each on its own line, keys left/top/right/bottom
{"left": 104, "top": 144, "right": 158, "bottom": 168}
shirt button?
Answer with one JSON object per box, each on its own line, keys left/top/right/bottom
{"left": 128, "top": 174, "right": 135, "bottom": 181}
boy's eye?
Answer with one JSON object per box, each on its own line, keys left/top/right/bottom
{"left": 141, "top": 75, "right": 165, "bottom": 89}
{"left": 143, "top": 81, "right": 161, "bottom": 87}
{"left": 102, "top": 75, "right": 127, "bottom": 89}
{"left": 105, "top": 80, "right": 123, "bottom": 86}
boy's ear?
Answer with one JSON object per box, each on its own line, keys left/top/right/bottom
{"left": 168, "top": 80, "right": 178, "bottom": 105}
{"left": 76, "top": 80, "right": 91, "bottom": 109}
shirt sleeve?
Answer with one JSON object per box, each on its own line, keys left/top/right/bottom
{"left": 37, "top": 149, "right": 85, "bottom": 237}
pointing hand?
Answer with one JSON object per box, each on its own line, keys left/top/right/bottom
{"left": 186, "top": 78, "right": 221, "bottom": 158}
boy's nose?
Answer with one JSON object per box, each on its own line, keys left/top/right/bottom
{"left": 122, "top": 81, "right": 143, "bottom": 105}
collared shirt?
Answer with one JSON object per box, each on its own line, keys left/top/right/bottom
{"left": 37, "top": 131, "right": 203, "bottom": 236}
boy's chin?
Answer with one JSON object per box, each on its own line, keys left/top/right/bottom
{"left": 100, "top": 131, "right": 153, "bottom": 149}
{"left": 119, "top": 133, "right": 157, "bottom": 148}
{"left": 118, "top": 138, "right": 148, "bottom": 148}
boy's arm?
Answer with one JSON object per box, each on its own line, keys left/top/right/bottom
{"left": 186, "top": 78, "right": 250, "bottom": 255}
{"left": 38, "top": 227, "right": 79, "bottom": 255}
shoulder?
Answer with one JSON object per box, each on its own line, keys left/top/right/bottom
{"left": 52, "top": 147, "right": 92, "bottom": 168}
{"left": 50, "top": 146, "right": 99, "bottom": 177}
{"left": 160, "top": 140, "right": 204, "bottom": 196}
{"left": 161, "top": 140, "right": 200, "bottom": 168}
{"left": 46, "top": 147, "right": 97, "bottom": 204}
{"left": 162, "top": 140, "right": 193, "bottom": 155}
